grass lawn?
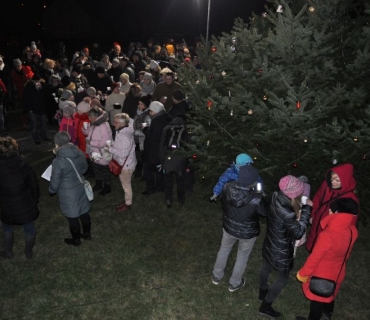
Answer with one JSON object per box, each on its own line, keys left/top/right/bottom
{"left": 0, "top": 140, "right": 369, "bottom": 320}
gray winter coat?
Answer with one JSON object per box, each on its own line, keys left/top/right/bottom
{"left": 49, "top": 143, "right": 90, "bottom": 218}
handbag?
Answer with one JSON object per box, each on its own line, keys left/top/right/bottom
{"left": 109, "top": 159, "right": 123, "bottom": 176}
{"left": 66, "top": 158, "right": 94, "bottom": 201}
{"left": 108, "top": 142, "right": 134, "bottom": 176}
{"left": 309, "top": 230, "right": 352, "bottom": 297}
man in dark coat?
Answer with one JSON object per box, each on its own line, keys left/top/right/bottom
{"left": 142, "top": 101, "right": 170, "bottom": 195}
{"left": 23, "top": 74, "right": 49, "bottom": 144}
{"left": 212, "top": 166, "right": 267, "bottom": 292}
{"left": 88, "top": 66, "right": 113, "bottom": 95}
{"left": 0, "top": 137, "right": 39, "bottom": 259}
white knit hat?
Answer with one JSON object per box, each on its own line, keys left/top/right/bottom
{"left": 149, "top": 101, "right": 164, "bottom": 114}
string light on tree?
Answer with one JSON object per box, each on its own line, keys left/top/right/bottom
{"left": 262, "top": 12, "right": 267, "bottom": 18}
{"left": 207, "top": 100, "right": 213, "bottom": 110}
{"left": 353, "top": 136, "right": 358, "bottom": 142}
{"left": 221, "top": 71, "right": 226, "bottom": 76}
{"left": 309, "top": 6, "right": 315, "bottom": 13}
{"left": 332, "top": 159, "right": 338, "bottom": 165}
{"left": 276, "top": 5, "right": 283, "bottom": 13}
{"left": 230, "top": 109, "right": 234, "bottom": 116}
{"left": 303, "top": 138, "right": 308, "bottom": 143}
{"left": 262, "top": 95, "right": 268, "bottom": 101}
{"left": 248, "top": 109, "right": 253, "bottom": 115}
{"left": 363, "top": 155, "right": 367, "bottom": 161}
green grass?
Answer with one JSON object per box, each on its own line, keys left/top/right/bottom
{"left": 0, "top": 146, "right": 369, "bottom": 320}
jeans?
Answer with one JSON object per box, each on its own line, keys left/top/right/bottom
{"left": 29, "top": 111, "right": 47, "bottom": 142}
{"left": 258, "top": 259, "right": 290, "bottom": 304}
{"left": 213, "top": 229, "right": 257, "bottom": 287}
{"left": 2, "top": 221, "right": 36, "bottom": 235}
{"left": 119, "top": 167, "right": 135, "bottom": 205}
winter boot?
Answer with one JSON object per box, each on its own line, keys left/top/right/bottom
{"left": 92, "top": 180, "right": 103, "bottom": 192}
{"left": 0, "top": 232, "right": 14, "bottom": 259}
{"left": 99, "top": 184, "right": 111, "bottom": 196}
{"left": 25, "top": 233, "right": 36, "bottom": 259}
{"left": 81, "top": 222, "right": 92, "bottom": 240}
{"left": 258, "top": 300, "right": 281, "bottom": 318}
{"left": 322, "top": 312, "right": 332, "bottom": 320}
{"left": 64, "top": 229, "right": 81, "bottom": 246}
{"left": 116, "top": 203, "right": 131, "bottom": 212}
{"left": 258, "top": 288, "right": 268, "bottom": 302}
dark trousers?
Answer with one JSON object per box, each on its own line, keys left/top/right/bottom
{"left": 29, "top": 111, "right": 47, "bottom": 142}
{"left": 258, "top": 259, "right": 290, "bottom": 304}
{"left": 308, "top": 300, "right": 334, "bottom": 320}
{"left": 143, "top": 161, "right": 164, "bottom": 192}
{"left": 91, "top": 162, "right": 111, "bottom": 185}
{"left": 67, "top": 213, "right": 91, "bottom": 230}
{"left": 164, "top": 171, "right": 186, "bottom": 204}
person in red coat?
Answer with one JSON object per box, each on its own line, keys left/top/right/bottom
{"left": 296, "top": 198, "right": 358, "bottom": 320}
{"left": 306, "top": 163, "right": 358, "bottom": 253}
{"left": 74, "top": 97, "right": 91, "bottom": 155}
{"left": 10, "top": 59, "right": 34, "bottom": 101}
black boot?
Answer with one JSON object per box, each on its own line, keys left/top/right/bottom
{"left": 1, "top": 232, "right": 14, "bottom": 259}
{"left": 64, "top": 229, "right": 81, "bottom": 246}
{"left": 25, "top": 233, "right": 36, "bottom": 259}
{"left": 81, "top": 222, "right": 91, "bottom": 240}
{"left": 259, "top": 300, "right": 281, "bottom": 318}
{"left": 92, "top": 180, "right": 103, "bottom": 192}
{"left": 258, "top": 288, "right": 268, "bottom": 302}
{"left": 99, "top": 184, "right": 111, "bottom": 196}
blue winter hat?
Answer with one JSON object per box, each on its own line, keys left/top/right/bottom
{"left": 235, "top": 153, "right": 253, "bottom": 170}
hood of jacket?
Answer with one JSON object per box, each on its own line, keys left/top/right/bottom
{"left": 55, "top": 143, "right": 84, "bottom": 160}
{"left": 91, "top": 111, "right": 109, "bottom": 126}
{"left": 325, "top": 163, "right": 356, "bottom": 192}
{"left": 224, "top": 181, "right": 258, "bottom": 208}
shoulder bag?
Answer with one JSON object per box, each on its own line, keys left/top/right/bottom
{"left": 309, "top": 230, "right": 352, "bottom": 297}
{"left": 66, "top": 158, "right": 94, "bottom": 201}
{"left": 109, "top": 142, "right": 134, "bottom": 176}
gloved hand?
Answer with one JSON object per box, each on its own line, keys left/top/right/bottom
{"left": 296, "top": 271, "right": 309, "bottom": 283}
{"left": 210, "top": 193, "right": 218, "bottom": 202}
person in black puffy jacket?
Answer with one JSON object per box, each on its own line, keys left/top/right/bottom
{"left": 0, "top": 137, "right": 39, "bottom": 259}
{"left": 212, "top": 166, "right": 267, "bottom": 292}
{"left": 258, "top": 175, "right": 312, "bottom": 319}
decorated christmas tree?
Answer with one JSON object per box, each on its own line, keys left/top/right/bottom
{"left": 180, "top": 0, "right": 370, "bottom": 213}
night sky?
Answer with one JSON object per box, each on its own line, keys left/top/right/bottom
{"left": 1, "top": 0, "right": 268, "bottom": 54}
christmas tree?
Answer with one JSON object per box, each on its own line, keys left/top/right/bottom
{"left": 180, "top": 0, "right": 370, "bottom": 217}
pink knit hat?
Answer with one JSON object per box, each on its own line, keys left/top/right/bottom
{"left": 279, "top": 175, "right": 304, "bottom": 199}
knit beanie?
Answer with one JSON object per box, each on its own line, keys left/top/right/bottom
{"left": 330, "top": 198, "right": 358, "bottom": 215}
{"left": 139, "top": 95, "right": 152, "bottom": 108}
{"left": 172, "top": 89, "right": 185, "bottom": 101}
{"left": 86, "top": 87, "right": 96, "bottom": 96}
{"left": 149, "top": 101, "right": 164, "bottom": 114}
{"left": 279, "top": 175, "right": 304, "bottom": 199}
{"left": 143, "top": 72, "right": 152, "bottom": 80}
{"left": 77, "top": 99, "right": 91, "bottom": 113}
{"left": 149, "top": 60, "right": 159, "bottom": 69}
{"left": 54, "top": 131, "right": 70, "bottom": 146}
{"left": 13, "top": 58, "right": 22, "bottom": 66}
{"left": 62, "top": 105, "right": 75, "bottom": 116}
{"left": 238, "top": 166, "right": 259, "bottom": 187}
{"left": 112, "top": 58, "right": 120, "bottom": 65}
{"left": 61, "top": 90, "right": 73, "bottom": 100}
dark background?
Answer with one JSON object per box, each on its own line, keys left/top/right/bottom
{"left": 1, "top": 0, "right": 267, "bottom": 58}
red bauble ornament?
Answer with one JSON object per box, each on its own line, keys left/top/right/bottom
{"left": 255, "top": 142, "right": 259, "bottom": 147}
{"left": 192, "top": 154, "right": 198, "bottom": 160}
{"left": 211, "top": 46, "right": 217, "bottom": 53}
{"left": 258, "top": 69, "right": 263, "bottom": 73}
{"left": 296, "top": 101, "right": 301, "bottom": 109}
{"left": 207, "top": 100, "right": 213, "bottom": 110}
{"left": 293, "top": 162, "right": 298, "bottom": 168}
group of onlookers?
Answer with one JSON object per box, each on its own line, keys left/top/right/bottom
{"left": 211, "top": 156, "right": 359, "bottom": 320}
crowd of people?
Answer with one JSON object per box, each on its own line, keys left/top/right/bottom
{"left": 0, "top": 39, "right": 361, "bottom": 320}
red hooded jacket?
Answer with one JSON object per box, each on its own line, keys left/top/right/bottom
{"left": 298, "top": 213, "right": 358, "bottom": 303}
{"left": 306, "top": 163, "right": 358, "bottom": 252}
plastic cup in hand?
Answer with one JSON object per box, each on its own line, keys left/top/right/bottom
{"left": 106, "top": 140, "right": 112, "bottom": 147}
{"left": 301, "top": 196, "right": 308, "bottom": 205}
{"left": 83, "top": 122, "right": 89, "bottom": 129}
{"left": 142, "top": 123, "right": 148, "bottom": 128}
